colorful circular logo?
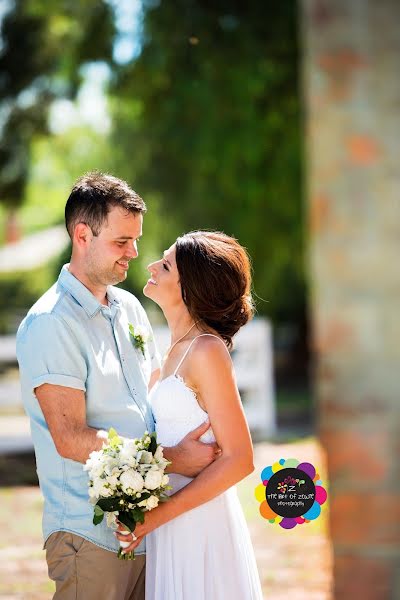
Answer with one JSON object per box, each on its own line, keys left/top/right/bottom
{"left": 254, "top": 458, "right": 328, "bottom": 529}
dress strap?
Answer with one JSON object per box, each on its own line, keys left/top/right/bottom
{"left": 173, "top": 334, "right": 227, "bottom": 376}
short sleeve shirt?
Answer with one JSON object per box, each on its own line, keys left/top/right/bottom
{"left": 16, "top": 264, "right": 160, "bottom": 553}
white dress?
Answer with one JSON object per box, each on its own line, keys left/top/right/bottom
{"left": 145, "top": 334, "right": 263, "bottom": 600}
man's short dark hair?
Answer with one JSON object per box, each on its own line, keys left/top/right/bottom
{"left": 65, "top": 171, "right": 146, "bottom": 239}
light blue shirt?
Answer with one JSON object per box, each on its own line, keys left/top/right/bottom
{"left": 16, "top": 264, "right": 160, "bottom": 554}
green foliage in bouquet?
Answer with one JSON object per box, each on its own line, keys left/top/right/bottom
{"left": 85, "top": 428, "right": 171, "bottom": 560}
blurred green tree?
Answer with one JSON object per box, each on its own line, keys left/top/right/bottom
{"left": 0, "top": 0, "right": 115, "bottom": 240}
{"left": 111, "top": 0, "right": 304, "bottom": 325}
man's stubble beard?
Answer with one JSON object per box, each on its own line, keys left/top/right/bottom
{"left": 86, "top": 248, "right": 126, "bottom": 287}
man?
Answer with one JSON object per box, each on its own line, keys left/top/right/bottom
{"left": 16, "top": 171, "right": 216, "bottom": 600}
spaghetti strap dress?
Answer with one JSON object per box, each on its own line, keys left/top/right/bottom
{"left": 145, "top": 334, "right": 263, "bottom": 600}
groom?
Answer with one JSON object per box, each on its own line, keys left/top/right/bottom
{"left": 16, "top": 171, "right": 217, "bottom": 600}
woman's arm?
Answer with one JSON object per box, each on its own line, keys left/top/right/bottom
{"left": 117, "top": 336, "right": 254, "bottom": 550}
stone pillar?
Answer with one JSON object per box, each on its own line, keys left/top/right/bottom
{"left": 301, "top": 1, "right": 400, "bottom": 598}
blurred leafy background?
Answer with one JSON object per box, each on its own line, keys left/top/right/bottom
{"left": 0, "top": 0, "right": 308, "bottom": 406}
{"left": 0, "top": 4, "right": 323, "bottom": 595}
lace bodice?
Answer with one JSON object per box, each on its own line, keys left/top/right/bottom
{"left": 146, "top": 336, "right": 264, "bottom": 600}
{"left": 149, "top": 333, "right": 228, "bottom": 447}
{"left": 149, "top": 373, "right": 216, "bottom": 448}
{"left": 150, "top": 333, "right": 228, "bottom": 446}
{"left": 149, "top": 334, "right": 224, "bottom": 493}
{"left": 149, "top": 373, "right": 216, "bottom": 494}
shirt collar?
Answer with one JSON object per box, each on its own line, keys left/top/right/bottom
{"left": 106, "top": 285, "right": 121, "bottom": 308}
{"left": 58, "top": 264, "right": 120, "bottom": 318}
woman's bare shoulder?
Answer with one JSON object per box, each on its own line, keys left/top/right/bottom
{"left": 189, "top": 334, "right": 232, "bottom": 371}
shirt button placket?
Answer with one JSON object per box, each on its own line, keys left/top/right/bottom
{"left": 113, "top": 322, "right": 136, "bottom": 397}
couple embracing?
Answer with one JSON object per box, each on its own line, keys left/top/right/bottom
{"left": 16, "top": 172, "right": 263, "bottom": 599}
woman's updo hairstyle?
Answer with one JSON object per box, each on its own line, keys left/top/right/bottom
{"left": 175, "top": 231, "right": 254, "bottom": 349}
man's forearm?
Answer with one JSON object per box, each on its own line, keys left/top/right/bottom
{"left": 56, "top": 426, "right": 108, "bottom": 463}
{"left": 162, "top": 445, "right": 181, "bottom": 474}
{"left": 162, "top": 445, "right": 199, "bottom": 476}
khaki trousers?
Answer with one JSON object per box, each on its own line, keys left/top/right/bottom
{"left": 45, "top": 532, "right": 145, "bottom": 600}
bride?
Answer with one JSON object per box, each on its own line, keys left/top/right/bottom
{"left": 117, "top": 230, "right": 263, "bottom": 600}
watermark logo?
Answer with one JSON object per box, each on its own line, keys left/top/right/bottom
{"left": 254, "top": 458, "right": 327, "bottom": 529}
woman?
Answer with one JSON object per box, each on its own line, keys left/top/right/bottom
{"left": 118, "top": 230, "right": 263, "bottom": 600}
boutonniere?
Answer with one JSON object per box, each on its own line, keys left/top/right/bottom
{"left": 128, "top": 323, "right": 150, "bottom": 358}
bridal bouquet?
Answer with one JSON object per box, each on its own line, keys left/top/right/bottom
{"left": 84, "top": 428, "right": 171, "bottom": 559}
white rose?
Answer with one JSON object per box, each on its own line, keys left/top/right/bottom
{"left": 162, "top": 474, "right": 169, "bottom": 486}
{"left": 154, "top": 446, "right": 164, "bottom": 461}
{"left": 146, "top": 495, "right": 159, "bottom": 510}
{"left": 88, "top": 486, "right": 98, "bottom": 500}
{"left": 106, "top": 474, "right": 119, "bottom": 488}
{"left": 134, "top": 325, "right": 149, "bottom": 341}
{"left": 122, "top": 438, "right": 138, "bottom": 455}
{"left": 120, "top": 470, "right": 145, "bottom": 494}
{"left": 84, "top": 451, "right": 104, "bottom": 476}
{"left": 139, "top": 451, "right": 154, "bottom": 465}
{"left": 119, "top": 449, "right": 137, "bottom": 468}
{"left": 98, "top": 484, "right": 113, "bottom": 498}
{"left": 84, "top": 449, "right": 102, "bottom": 467}
{"left": 154, "top": 457, "right": 169, "bottom": 472}
{"left": 92, "top": 479, "right": 106, "bottom": 497}
{"left": 104, "top": 458, "right": 120, "bottom": 476}
{"left": 90, "top": 464, "right": 105, "bottom": 479}
{"left": 144, "top": 470, "right": 162, "bottom": 490}
{"left": 106, "top": 465, "right": 121, "bottom": 478}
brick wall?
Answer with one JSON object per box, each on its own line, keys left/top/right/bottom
{"left": 301, "top": 1, "right": 400, "bottom": 598}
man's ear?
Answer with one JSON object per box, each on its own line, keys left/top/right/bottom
{"left": 73, "top": 223, "right": 92, "bottom": 248}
